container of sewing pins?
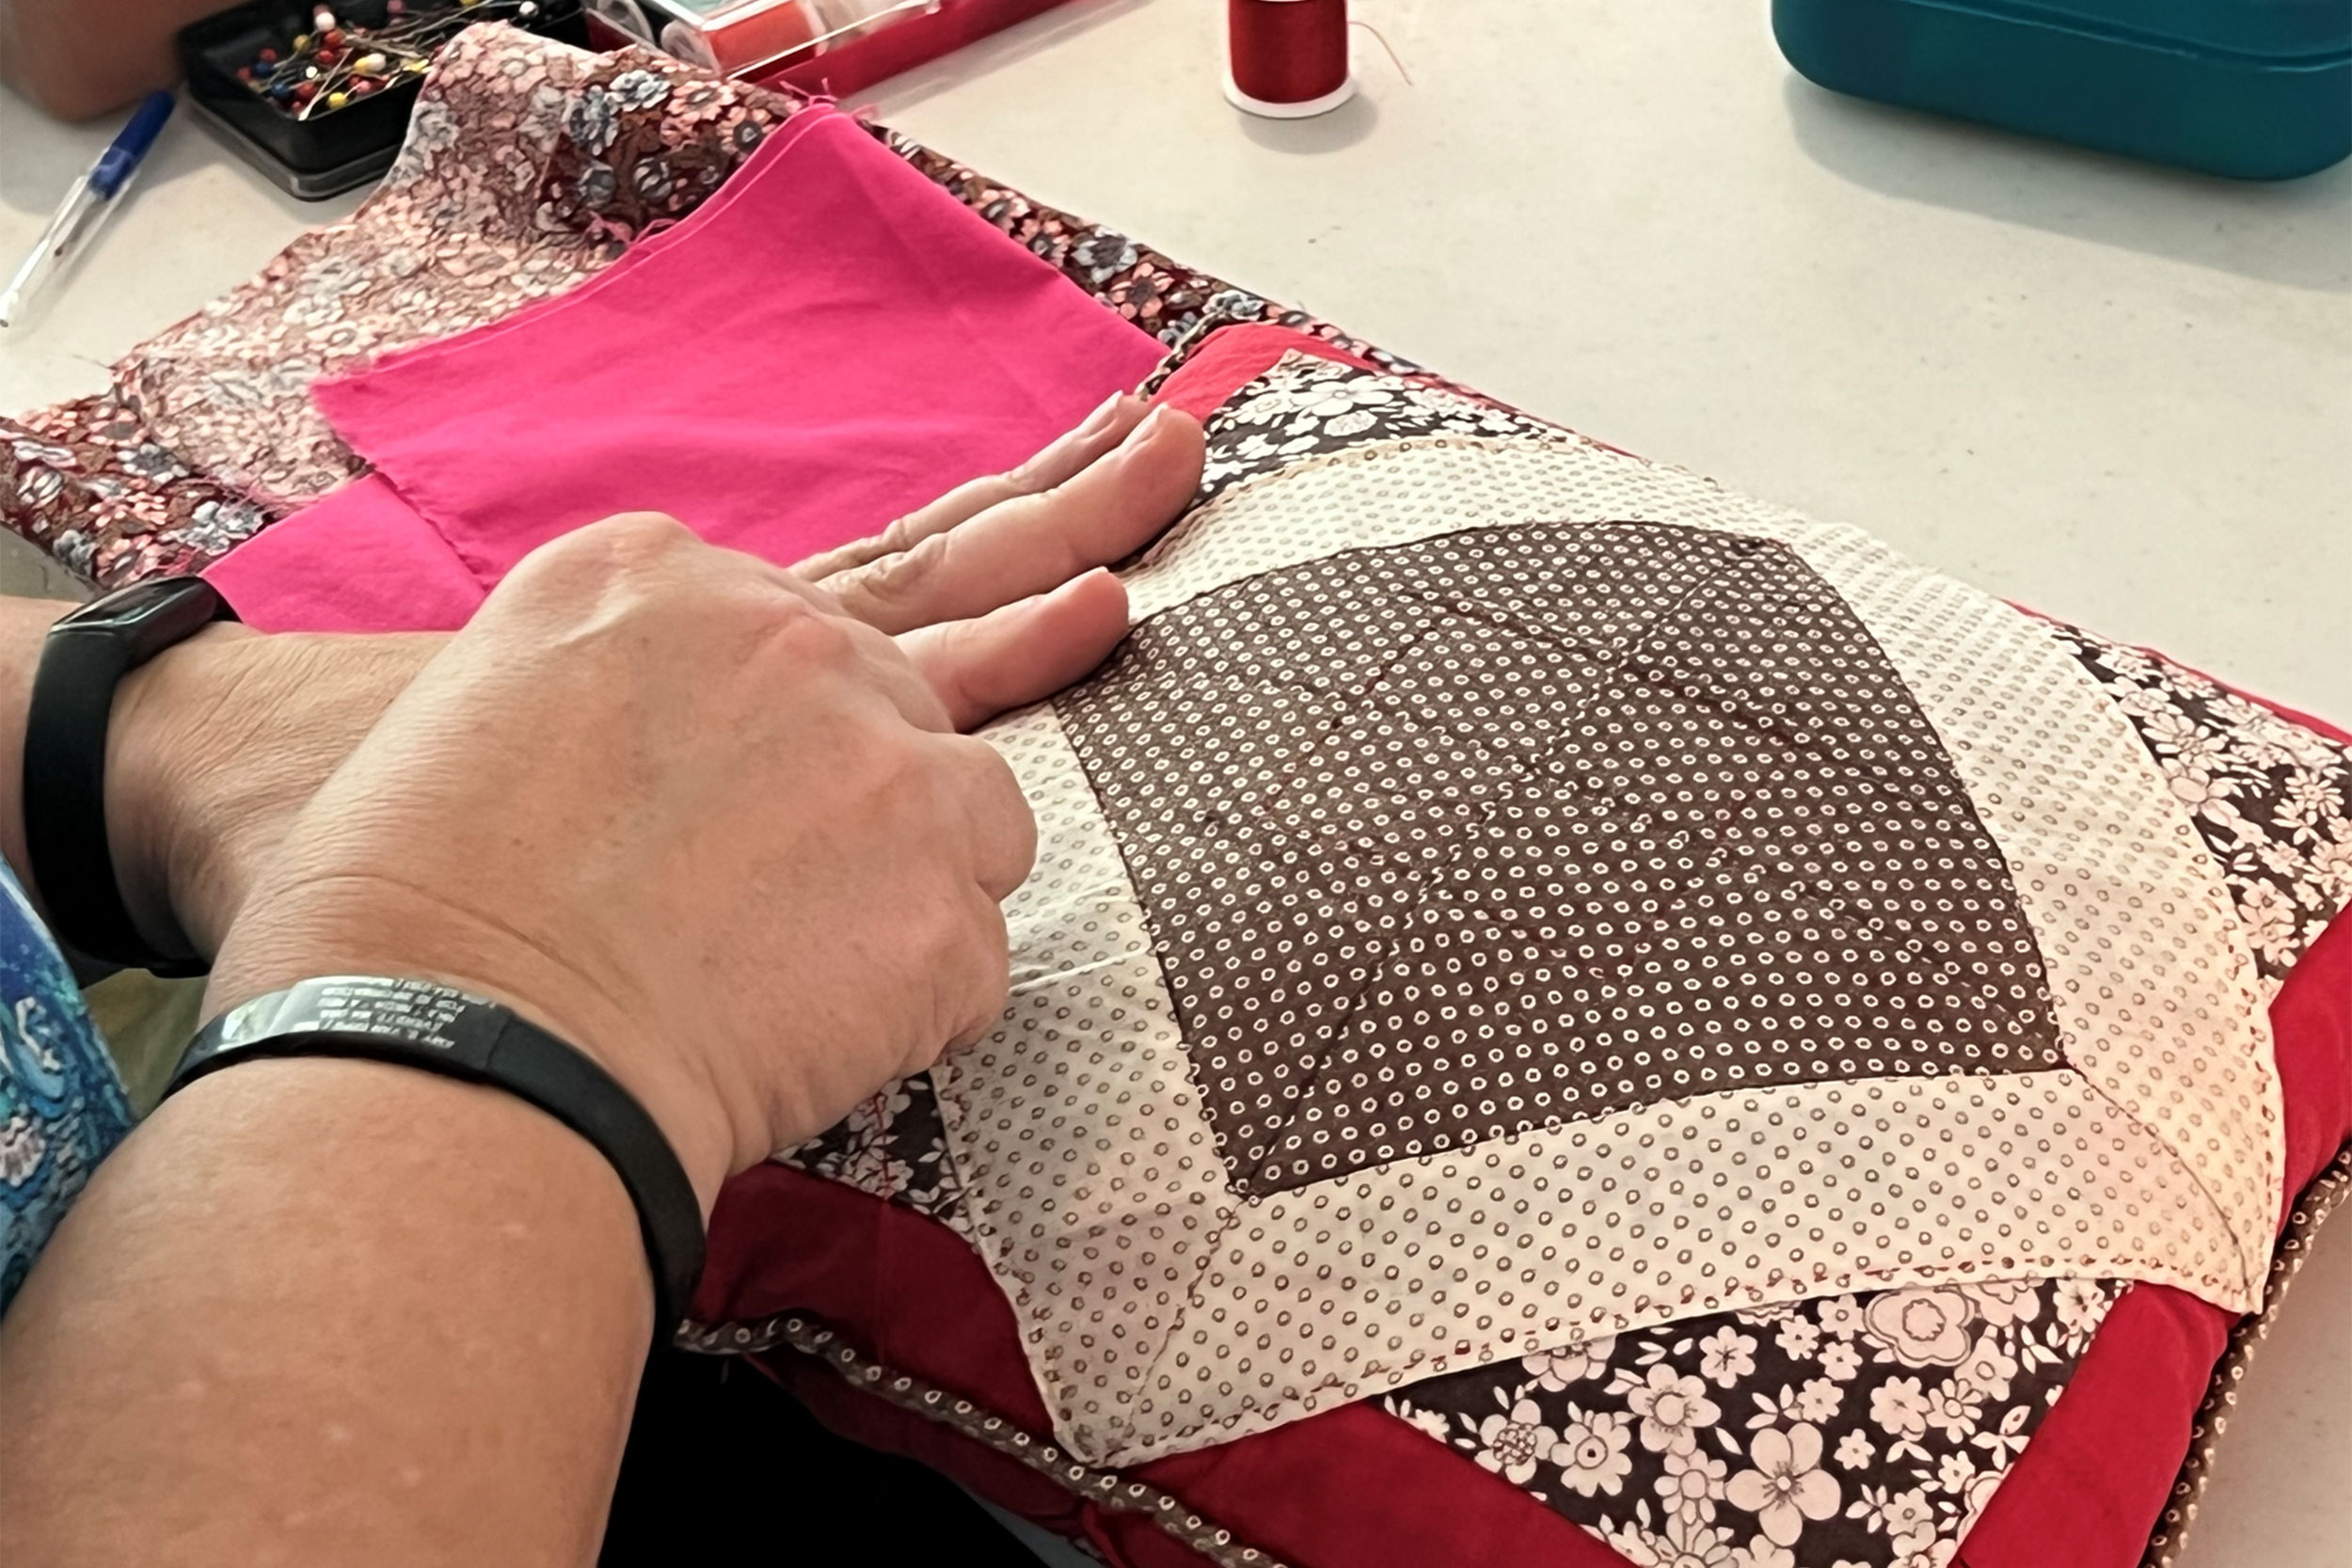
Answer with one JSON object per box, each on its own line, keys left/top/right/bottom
{"left": 177, "top": 0, "right": 587, "bottom": 198}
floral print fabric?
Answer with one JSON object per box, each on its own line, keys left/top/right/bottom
{"left": 775, "top": 1072, "right": 963, "bottom": 1227}
{"left": 0, "top": 867, "right": 135, "bottom": 1315}
{"left": 2, "top": 24, "right": 1405, "bottom": 593}
{"left": 1192, "top": 352, "right": 1573, "bottom": 510}
{"left": 1384, "top": 1278, "right": 2124, "bottom": 1568}
{"left": 2050, "top": 625, "right": 2351, "bottom": 985}
{"left": 2, "top": 394, "right": 268, "bottom": 589}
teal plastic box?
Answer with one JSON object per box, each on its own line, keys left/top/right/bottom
{"left": 1772, "top": 0, "right": 2352, "bottom": 180}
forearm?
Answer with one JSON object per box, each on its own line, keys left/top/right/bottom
{"left": 2, "top": 590, "right": 446, "bottom": 956}
{"left": 0, "top": 1054, "right": 654, "bottom": 1565}
{"left": 0, "top": 0, "right": 216, "bottom": 120}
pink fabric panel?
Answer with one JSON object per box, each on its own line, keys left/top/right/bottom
{"left": 204, "top": 474, "right": 485, "bottom": 632}
{"left": 310, "top": 108, "right": 1165, "bottom": 586}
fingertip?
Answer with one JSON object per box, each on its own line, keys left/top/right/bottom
{"left": 1050, "top": 391, "right": 1152, "bottom": 471}
{"left": 1049, "top": 563, "right": 1129, "bottom": 613}
{"left": 1113, "top": 404, "right": 1207, "bottom": 501}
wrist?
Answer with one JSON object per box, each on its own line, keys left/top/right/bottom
{"left": 104, "top": 627, "right": 449, "bottom": 960}
{"left": 104, "top": 622, "right": 256, "bottom": 960}
{"left": 204, "top": 879, "right": 748, "bottom": 1213}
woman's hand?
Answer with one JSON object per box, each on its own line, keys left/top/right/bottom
{"left": 200, "top": 515, "right": 1048, "bottom": 1205}
{"left": 794, "top": 395, "right": 1203, "bottom": 725}
{"left": 103, "top": 396, "right": 1205, "bottom": 962}
{"left": 0, "top": 400, "right": 1208, "bottom": 1568}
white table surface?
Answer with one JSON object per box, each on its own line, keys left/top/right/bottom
{"left": 3, "top": 2, "right": 2346, "bottom": 1561}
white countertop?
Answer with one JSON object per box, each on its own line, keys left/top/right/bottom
{"left": 2, "top": 2, "right": 2346, "bottom": 1560}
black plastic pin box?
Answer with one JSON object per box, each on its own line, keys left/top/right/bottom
{"left": 178, "top": 0, "right": 587, "bottom": 199}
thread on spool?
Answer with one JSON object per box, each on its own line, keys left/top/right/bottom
{"left": 1226, "top": 0, "right": 1354, "bottom": 119}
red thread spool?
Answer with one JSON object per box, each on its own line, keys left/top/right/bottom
{"left": 1226, "top": 0, "right": 1354, "bottom": 119}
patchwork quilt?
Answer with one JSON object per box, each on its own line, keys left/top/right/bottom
{"left": 707, "top": 341, "right": 2348, "bottom": 1568}
{"left": 6, "top": 27, "right": 2347, "bottom": 1568}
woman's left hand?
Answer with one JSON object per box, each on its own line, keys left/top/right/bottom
{"left": 105, "top": 393, "right": 1206, "bottom": 958}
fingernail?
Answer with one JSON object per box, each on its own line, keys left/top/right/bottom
{"left": 1075, "top": 390, "right": 1126, "bottom": 439}
{"left": 1116, "top": 403, "right": 1171, "bottom": 453}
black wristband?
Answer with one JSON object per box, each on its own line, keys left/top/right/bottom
{"left": 23, "top": 577, "right": 238, "bottom": 977}
{"left": 168, "top": 976, "right": 706, "bottom": 1337}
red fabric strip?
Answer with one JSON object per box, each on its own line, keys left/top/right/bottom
{"left": 1135, "top": 1402, "right": 1634, "bottom": 1568}
{"left": 1954, "top": 1281, "right": 2232, "bottom": 1568}
{"left": 1956, "top": 907, "right": 2351, "bottom": 1566}
{"left": 700, "top": 1161, "right": 1629, "bottom": 1565}
{"left": 2273, "top": 911, "right": 2352, "bottom": 1219}
{"left": 698, "top": 1160, "right": 1055, "bottom": 1432}
{"left": 1150, "top": 324, "right": 1375, "bottom": 420}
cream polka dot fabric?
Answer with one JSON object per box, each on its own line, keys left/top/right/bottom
{"left": 939, "top": 362, "right": 2279, "bottom": 1467}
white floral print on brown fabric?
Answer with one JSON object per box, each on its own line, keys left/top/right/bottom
{"left": 1383, "top": 1276, "right": 2123, "bottom": 1568}
{"left": 1194, "top": 353, "right": 1574, "bottom": 511}
{"left": 2048, "top": 625, "right": 2351, "bottom": 985}
{"left": 772, "top": 1071, "right": 964, "bottom": 1226}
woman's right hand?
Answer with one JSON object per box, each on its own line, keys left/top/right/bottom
{"left": 201, "top": 515, "right": 1040, "bottom": 1210}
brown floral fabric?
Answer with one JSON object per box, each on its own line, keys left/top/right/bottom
{"left": 2, "top": 393, "right": 263, "bottom": 588}
{"left": 3, "top": 24, "right": 1411, "bottom": 593}
{"left": 1385, "top": 1278, "right": 2123, "bottom": 1568}
{"left": 2049, "top": 625, "right": 2351, "bottom": 985}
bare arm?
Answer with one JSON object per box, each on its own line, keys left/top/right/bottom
{"left": 0, "top": 404, "right": 1203, "bottom": 1565}
{"left": 0, "top": 1058, "right": 656, "bottom": 1564}
{"left": 0, "top": 0, "right": 220, "bottom": 120}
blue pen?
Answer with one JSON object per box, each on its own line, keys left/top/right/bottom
{"left": 0, "top": 90, "right": 176, "bottom": 329}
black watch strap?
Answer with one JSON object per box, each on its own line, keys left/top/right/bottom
{"left": 168, "top": 976, "right": 706, "bottom": 1337}
{"left": 23, "top": 577, "right": 237, "bottom": 977}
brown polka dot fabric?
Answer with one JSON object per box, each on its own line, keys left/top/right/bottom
{"left": 1058, "top": 523, "right": 2060, "bottom": 1196}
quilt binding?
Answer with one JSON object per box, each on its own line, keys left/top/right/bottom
{"left": 675, "top": 1312, "right": 1289, "bottom": 1568}
{"left": 2137, "top": 1139, "right": 2352, "bottom": 1568}
{"left": 681, "top": 1146, "right": 2352, "bottom": 1568}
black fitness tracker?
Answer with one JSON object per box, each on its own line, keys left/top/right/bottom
{"left": 168, "top": 975, "right": 706, "bottom": 1335}
{"left": 22, "top": 576, "right": 239, "bottom": 976}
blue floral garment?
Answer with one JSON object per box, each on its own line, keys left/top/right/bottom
{"left": 0, "top": 866, "right": 132, "bottom": 1314}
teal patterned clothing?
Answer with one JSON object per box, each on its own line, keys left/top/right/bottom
{"left": 0, "top": 866, "right": 132, "bottom": 1315}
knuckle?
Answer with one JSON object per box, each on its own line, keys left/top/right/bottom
{"left": 849, "top": 530, "right": 950, "bottom": 612}
{"left": 570, "top": 512, "right": 697, "bottom": 572}
{"left": 494, "top": 513, "right": 695, "bottom": 624}
{"left": 767, "top": 594, "right": 860, "bottom": 667}
{"left": 854, "top": 726, "right": 943, "bottom": 816}
{"left": 516, "top": 514, "right": 695, "bottom": 599}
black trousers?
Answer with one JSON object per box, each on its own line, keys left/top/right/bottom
{"left": 600, "top": 1346, "right": 1044, "bottom": 1566}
